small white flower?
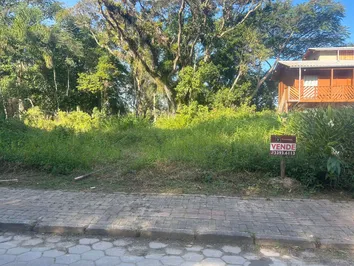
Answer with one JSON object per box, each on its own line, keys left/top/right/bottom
{"left": 328, "top": 120, "right": 334, "bottom": 127}
{"left": 331, "top": 147, "right": 339, "bottom": 156}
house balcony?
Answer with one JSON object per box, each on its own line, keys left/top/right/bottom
{"left": 278, "top": 85, "right": 354, "bottom": 112}
{"left": 287, "top": 85, "right": 354, "bottom": 103}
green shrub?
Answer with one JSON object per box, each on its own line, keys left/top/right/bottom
{"left": 285, "top": 107, "right": 354, "bottom": 189}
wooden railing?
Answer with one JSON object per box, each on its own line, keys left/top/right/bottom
{"left": 288, "top": 85, "right": 354, "bottom": 102}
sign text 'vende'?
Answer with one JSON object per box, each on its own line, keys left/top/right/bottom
{"left": 270, "top": 135, "right": 296, "bottom": 156}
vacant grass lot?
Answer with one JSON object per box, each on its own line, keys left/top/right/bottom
{"left": 1, "top": 106, "right": 353, "bottom": 199}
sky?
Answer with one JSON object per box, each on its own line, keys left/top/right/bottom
{"left": 62, "top": 0, "right": 354, "bottom": 43}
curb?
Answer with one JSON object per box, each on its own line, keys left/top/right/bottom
{"left": 2, "top": 221, "right": 353, "bottom": 250}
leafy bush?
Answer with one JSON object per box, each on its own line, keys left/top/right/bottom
{"left": 285, "top": 107, "right": 354, "bottom": 189}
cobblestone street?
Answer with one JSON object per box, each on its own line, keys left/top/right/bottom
{"left": 0, "top": 231, "right": 353, "bottom": 266}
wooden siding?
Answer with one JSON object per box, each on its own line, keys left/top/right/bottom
{"left": 278, "top": 67, "right": 354, "bottom": 112}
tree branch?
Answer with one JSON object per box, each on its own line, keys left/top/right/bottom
{"left": 173, "top": 0, "right": 186, "bottom": 71}
{"left": 218, "top": 1, "right": 262, "bottom": 38}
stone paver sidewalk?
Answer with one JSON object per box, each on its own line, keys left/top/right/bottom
{"left": 0, "top": 188, "right": 354, "bottom": 248}
{"left": 2, "top": 231, "right": 351, "bottom": 266}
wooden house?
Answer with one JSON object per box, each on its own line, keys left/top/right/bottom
{"left": 274, "top": 47, "right": 354, "bottom": 112}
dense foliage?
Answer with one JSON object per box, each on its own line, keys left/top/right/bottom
{"left": 0, "top": 0, "right": 353, "bottom": 192}
{"left": 1, "top": 107, "right": 354, "bottom": 191}
{"left": 0, "top": 0, "right": 349, "bottom": 117}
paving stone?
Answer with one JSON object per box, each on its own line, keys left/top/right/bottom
{"left": 137, "top": 258, "right": 162, "bottom": 266}
{"left": 113, "top": 239, "right": 132, "bottom": 247}
{"left": 31, "top": 246, "right": 54, "bottom": 252}
{"left": 105, "top": 247, "right": 126, "bottom": 256}
{"left": 4, "top": 262, "right": 28, "bottom": 266}
{"left": 46, "top": 236, "right": 62, "bottom": 243}
{"left": 79, "top": 238, "right": 100, "bottom": 245}
{"left": 43, "top": 249, "right": 65, "bottom": 257}
{"left": 202, "top": 249, "right": 223, "bottom": 257}
{"left": 160, "top": 255, "right": 184, "bottom": 265}
{"left": 0, "top": 250, "right": 4, "bottom": 255}
{"left": 221, "top": 255, "right": 246, "bottom": 264}
{"left": 55, "top": 254, "right": 81, "bottom": 264}
{"left": 70, "top": 260, "right": 95, "bottom": 266}
{"left": 270, "top": 258, "right": 288, "bottom": 266}
{"left": 16, "top": 251, "right": 42, "bottom": 262}
{"left": 28, "top": 257, "right": 55, "bottom": 266}
{"left": 0, "top": 242, "right": 17, "bottom": 249}
{"left": 221, "top": 245, "right": 241, "bottom": 254}
{"left": 180, "top": 263, "right": 196, "bottom": 266}
{"left": 22, "top": 239, "right": 43, "bottom": 246}
{"left": 120, "top": 255, "right": 144, "bottom": 263}
{"left": 149, "top": 242, "right": 168, "bottom": 249}
{"left": 128, "top": 245, "right": 148, "bottom": 256}
{"left": 6, "top": 247, "right": 30, "bottom": 255}
{"left": 81, "top": 250, "right": 105, "bottom": 260}
{"left": 13, "top": 235, "right": 31, "bottom": 241}
{"left": 145, "top": 252, "right": 165, "bottom": 259}
{"left": 260, "top": 249, "right": 280, "bottom": 257}
{"left": 243, "top": 254, "right": 259, "bottom": 260}
{"left": 69, "top": 245, "right": 91, "bottom": 254}
{"left": 0, "top": 254, "right": 16, "bottom": 265}
{"left": 198, "top": 258, "right": 226, "bottom": 266}
{"left": 182, "top": 252, "right": 204, "bottom": 262}
{"left": 119, "top": 263, "right": 135, "bottom": 266}
{"left": 55, "top": 241, "right": 75, "bottom": 249}
{"left": 0, "top": 236, "right": 12, "bottom": 243}
{"left": 95, "top": 256, "right": 121, "bottom": 266}
{"left": 92, "top": 241, "right": 113, "bottom": 250}
{"left": 186, "top": 245, "right": 203, "bottom": 252}
{"left": 166, "top": 248, "right": 183, "bottom": 255}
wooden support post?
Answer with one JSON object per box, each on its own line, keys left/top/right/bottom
{"left": 298, "top": 67, "right": 301, "bottom": 100}
{"left": 280, "top": 157, "right": 285, "bottom": 179}
{"left": 330, "top": 69, "right": 334, "bottom": 86}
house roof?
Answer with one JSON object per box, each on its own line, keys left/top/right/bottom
{"left": 307, "top": 47, "right": 354, "bottom": 51}
{"left": 303, "top": 47, "right": 354, "bottom": 59}
{"left": 278, "top": 60, "right": 354, "bottom": 69}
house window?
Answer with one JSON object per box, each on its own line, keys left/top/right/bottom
{"left": 303, "top": 75, "right": 318, "bottom": 87}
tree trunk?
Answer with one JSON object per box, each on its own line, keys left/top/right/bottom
{"left": 252, "top": 58, "right": 280, "bottom": 98}
{"left": 18, "top": 99, "right": 24, "bottom": 119}
{"left": 153, "top": 92, "right": 156, "bottom": 122}
{"left": 53, "top": 66, "right": 59, "bottom": 111}
{"left": 66, "top": 68, "right": 70, "bottom": 96}
{"left": 230, "top": 69, "right": 242, "bottom": 92}
{"left": 163, "top": 84, "right": 176, "bottom": 114}
{"left": 0, "top": 90, "right": 7, "bottom": 119}
{"left": 135, "top": 76, "right": 141, "bottom": 117}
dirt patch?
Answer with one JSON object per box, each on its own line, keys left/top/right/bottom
{"left": 0, "top": 160, "right": 353, "bottom": 200}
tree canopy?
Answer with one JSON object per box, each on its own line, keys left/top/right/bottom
{"left": 0, "top": 0, "right": 349, "bottom": 118}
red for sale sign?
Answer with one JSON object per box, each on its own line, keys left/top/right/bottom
{"left": 270, "top": 135, "right": 296, "bottom": 156}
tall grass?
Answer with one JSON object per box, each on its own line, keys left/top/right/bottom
{"left": 1, "top": 105, "right": 353, "bottom": 190}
